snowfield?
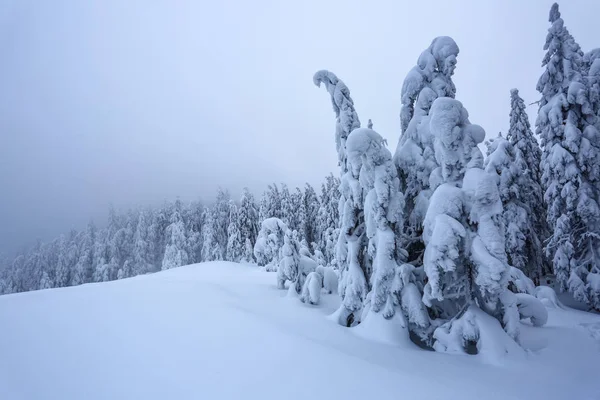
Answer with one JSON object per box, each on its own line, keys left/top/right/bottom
{"left": 1, "top": 262, "right": 599, "bottom": 400}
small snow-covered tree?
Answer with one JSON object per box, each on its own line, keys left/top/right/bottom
{"left": 303, "top": 183, "right": 320, "bottom": 245}
{"left": 254, "top": 217, "right": 288, "bottom": 271}
{"left": 238, "top": 188, "right": 259, "bottom": 249}
{"left": 71, "top": 221, "right": 96, "bottom": 286}
{"left": 485, "top": 134, "right": 545, "bottom": 283}
{"left": 213, "top": 189, "right": 231, "bottom": 259}
{"left": 226, "top": 204, "right": 243, "bottom": 262}
{"left": 131, "top": 210, "right": 154, "bottom": 276}
{"left": 241, "top": 238, "right": 255, "bottom": 264}
{"left": 279, "top": 184, "right": 293, "bottom": 227}
{"left": 318, "top": 174, "right": 341, "bottom": 266}
{"left": 202, "top": 208, "right": 221, "bottom": 262}
{"left": 162, "top": 208, "right": 189, "bottom": 270}
{"left": 314, "top": 70, "right": 368, "bottom": 327}
{"left": 536, "top": 4, "right": 600, "bottom": 309}
{"left": 278, "top": 230, "right": 301, "bottom": 291}
{"left": 394, "top": 37, "right": 460, "bottom": 263}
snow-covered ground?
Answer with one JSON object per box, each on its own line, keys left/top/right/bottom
{"left": 1, "top": 262, "right": 599, "bottom": 400}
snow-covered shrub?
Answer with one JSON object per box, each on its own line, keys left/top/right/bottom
{"left": 322, "top": 267, "right": 338, "bottom": 295}
{"left": 534, "top": 285, "right": 565, "bottom": 309}
{"left": 254, "top": 218, "right": 288, "bottom": 272}
{"left": 300, "top": 271, "right": 323, "bottom": 305}
{"left": 515, "top": 293, "right": 548, "bottom": 327}
{"left": 507, "top": 266, "right": 536, "bottom": 295}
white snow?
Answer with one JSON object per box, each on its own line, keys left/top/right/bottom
{"left": 1, "top": 262, "right": 599, "bottom": 400}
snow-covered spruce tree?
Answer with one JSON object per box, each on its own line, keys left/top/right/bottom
{"left": 279, "top": 184, "right": 293, "bottom": 227}
{"left": 485, "top": 133, "right": 545, "bottom": 283}
{"left": 318, "top": 174, "right": 341, "bottom": 266}
{"left": 423, "top": 97, "right": 520, "bottom": 353}
{"left": 254, "top": 217, "right": 288, "bottom": 271}
{"left": 162, "top": 207, "right": 189, "bottom": 270}
{"left": 504, "top": 89, "right": 548, "bottom": 280}
{"left": 394, "top": 37, "right": 460, "bottom": 263}
{"left": 536, "top": 4, "right": 600, "bottom": 309}
{"left": 242, "top": 238, "right": 255, "bottom": 263}
{"left": 303, "top": 183, "right": 321, "bottom": 246}
{"left": 71, "top": 221, "right": 96, "bottom": 286}
{"left": 278, "top": 230, "right": 301, "bottom": 291}
{"left": 259, "top": 184, "right": 282, "bottom": 222}
{"left": 54, "top": 235, "right": 71, "bottom": 287}
{"left": 201, "top": 208, "right": 221, "bottom": 262}
{"left": 213, "top": 189, "right": 231, "bottom": 259}
{"left": 314, "top": 70, "right": 368, "bottom": 326}
{"left": 346, "top": 127, "right": 429, "bottom": 340}
{"left": 131, "top": 210, "right": 155, "bottom": 276}
{"left": 226, "top": 204, "right": 243, "bottom": 262}
{"left": 238, "top": 188, "right": 259, "bottom": 250}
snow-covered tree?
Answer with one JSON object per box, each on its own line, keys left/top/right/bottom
{"left": 202, "top": 208, "right": 221, "bottom": 262}
{"left": 238, "top": 188, "right": 259, "bottom": 250}
{"left": 130, "top": 210, "right": 154, "bottom": 276}
{"left": 289, "top": 187, "right": 307, "bottom": 240}
{"left": 226, "top": 204, "right": 243, "bottom": 262}
{"left": 394, "top": 37, "right": 460, "bottom": 263}
{"left": 279, "top": 184, "right": 293, "bottom": 227}
{"left": 254, "top": 217, "right": 287, "bottom": 271}
{"left": 504, "top": 89, "right": 548, "bottom": 280}
{"left": 54, "top": 235, "right": 71, "bottom": 287}
{"left": 536, "top": 4, "right": 600, "bottom": 309}
{"left": 303, "top": 183, "right": 320, "bottom": 246}
{"left": 241, "top": 238, "right": 255, "bottom": 264}
{"left": 162, "top": 207, "right": 189, "bottom": 270}
{"left": 423, "top": 97, "right": 519, "bottom": 352}
{"left": 278, "top": 230, "right": 301, "bottom": 290}
{"left": 259, "top": 184, "right": 281, "bottom": 222}
{"left": 314, "top": 70, "right": 367, "bottom": 327}
{"left": 485, "top": 134, "right": 545, "bottom": 283}
{"left": 71, "top": 222, "right": 96, "bottom": 286}
{"left": 213, "top": 189, "right": 231, "bottom": 259}
{"left": 346, "top": 128, "right": 408, "bottom": 322}
{"left": 318, "top": 174, "right": 341, "bottom": 266}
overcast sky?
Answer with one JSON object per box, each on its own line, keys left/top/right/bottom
{"left": 0, "top": 0, "right": 599, "bottom": 253}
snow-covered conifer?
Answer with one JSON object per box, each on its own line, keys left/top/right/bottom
{"left": 162, "top": 208, "right": 189, "bottom": 270}
{"left": 254, "top": 217, "right": 288, "bottom": 271}
{"left": 314, "top": 70, "right": 367, "bottom": 326}
{"left": 71, "top": 222, "right": 96, "bottom": 286}
{"left": 241, "top": 238, "right": 255, "bottom": 264}
{"left": 536, "top": 4, "right": 600, "bottom": 309}
{"left": 303, "top": 183, "right": 320, "bottom": 246}
{"left": 278, "top": 230, "right": 301, "bottom": 290}
{"left": 423, "top": 96, "right": 519, "bottom": 352}
{"left": 226, "top": 204, "right": 243, "bottom": 262}
{"left": 485, "top": 134, "right": 544, "bottom": 282}
{"left": 238, "top": 188, "right": 259, "bottom": 250}
{"left": 394, "top": 37, "right": 460, "bottom": 263}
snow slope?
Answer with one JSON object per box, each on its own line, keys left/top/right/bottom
{"left": 1, "top": 262, "right": 599, "bottom": 400}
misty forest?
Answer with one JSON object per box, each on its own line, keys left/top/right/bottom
{"left": 1, "top": 3, "right": 600, "bottom": 400}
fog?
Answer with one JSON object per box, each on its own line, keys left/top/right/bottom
{"left": 1, "top": 0, "right": 598, "bottom": 253}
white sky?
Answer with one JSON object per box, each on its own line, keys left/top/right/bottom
{"left": 1, "top": 0, "right": 599, "bottom": 252}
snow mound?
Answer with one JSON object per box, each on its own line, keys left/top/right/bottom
{"left": 352, "top": 309, "right": 412, "bottom": 347}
